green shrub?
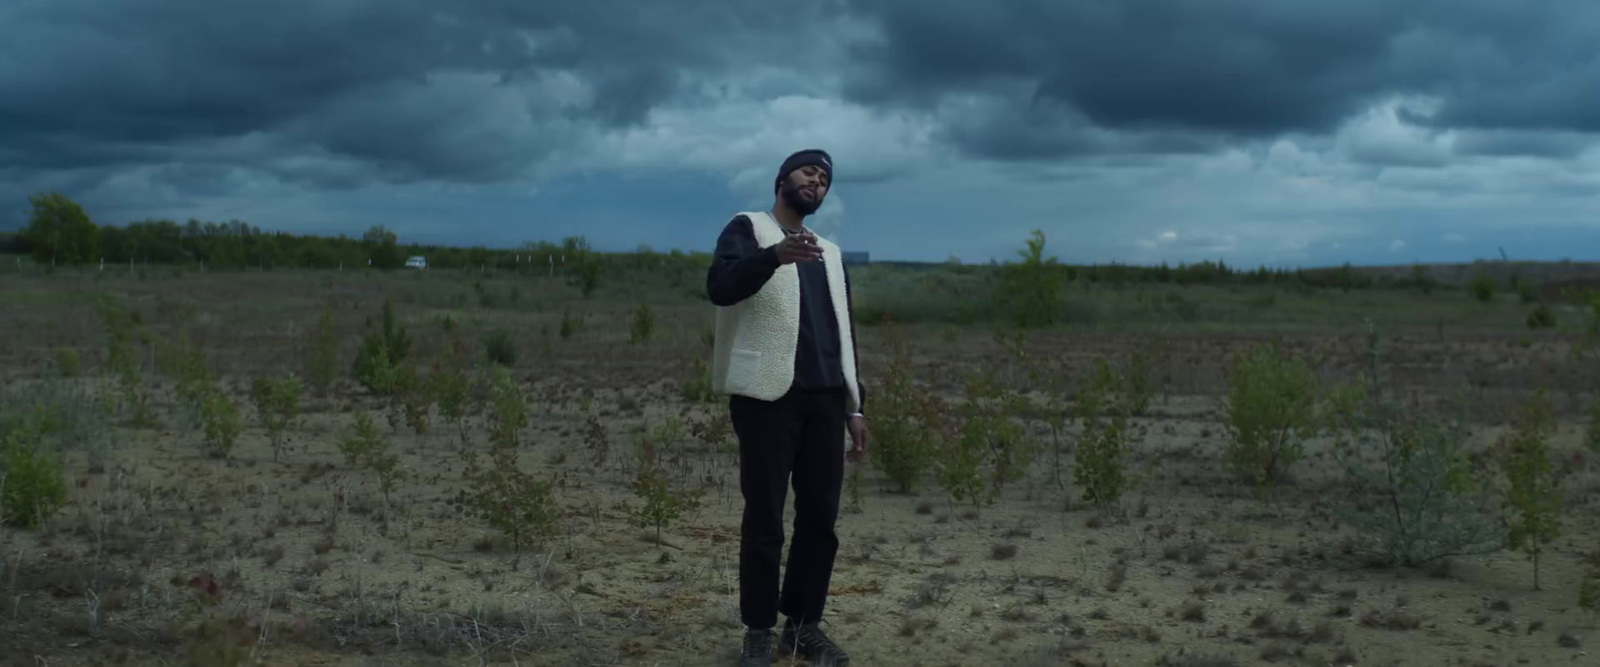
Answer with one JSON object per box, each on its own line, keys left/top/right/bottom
{"left": 369, "top": 433, "right": 403, "bottom": 512}
{"left": 1121, "top": 345, "right": 1160, "bottom": 416}
{"left": 996, "top": 229, "right": 1063, "bottom": 328}
{"left": 1330, "top": 379, "right": 1504, "bottom": 567}
{"left": 379, "top": 297, "right": 411, "bottom": 361}
{"left": 199, "top": 386, "right": 241, "bottom": 459}
{"left": 1223, "top": 344, "right": 1319, "bottom": 493}
{"left": 159, "top": 331, "right": 213, "bottom": 423}
{"left": 1, "top": 426, "right": 68, "bottom": 528}
{"left": 679, "top": 356, "right": 715, "bottom": 404}
{"left": 627, "top": 466, "right": 703, "bottom": 546}
{"left": 482, "top": 330, "right": 517, "bottom": 367}
{"left": 1498, "top": 389, "right": 1562, "bottom": 590}
{"left": 352, "top": 297, "right": 409, "bottom": 394}
{"left": 1526, "top": 304, "right": 1555, "bottom": 329}
{"left": 936, "top": 371, "right": 1033, "bottom": 512}
{"left": 54, "top": 348, "right": 79, "bottom": 377}
{"left": 629, "top": 303, "right": 654, "bottom": 344}
{"left": 98, "top": 298, "right": 139, "bottom": 378}
{"left": 389, "top": 365, "right": 435, "bottom": 437}
{"left": 431, "top": 339, "right": 474, "bottom": 445}
{"left": 867, "top": 326, "right": 940, "bottom": 493}
{"left": 569, "top": 255, "right": 601, "bottom": 298}
{"left": 451, "top": 408, "right": 560, "bottom": 568}
{"left": 336, "top": 412, "right": 403, "bottom": 521}
{"left": 486, "top": 366, "right": 528, "bottom": 451}
{"left": 352, "top": 337, "right": 396, "bottom": 395}
{"left": 935, "top": 412, "right": 987, "bottom": 514}
{"left": 250, "top": 373, "right": 303, "bottom": 462}
{"left": 98, "top": 299, "right": 156, "bottom": 427}
{"left": 1468, "top": 272, "right": 1495, "bottom": 302}
{"left": 338, "top": 413, "right": 384, "bottom": 468}
{"left": 1074, "top": 360, "right": 1132, "bottom": 509}
{"left": 1515, "top": 275, "right": 1538, "bottom": 304}
{"left": 630, "top": 417, "right": 689, "bottom": 479}
{"left": 959, "top": 372, "right": 1035, "bottom": 503}
{"left": 999, "top": 333, "right": 1072, "bottom": 490}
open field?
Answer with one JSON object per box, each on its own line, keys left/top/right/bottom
{"left": 2, "top": 260, "right": 1598, "bottom": 667}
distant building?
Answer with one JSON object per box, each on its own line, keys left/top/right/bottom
{"left": 841, "top": 251, "right": 870, "bottom": 266}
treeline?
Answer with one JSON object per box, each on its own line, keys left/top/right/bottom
{"left": 4, "top": 191, "right": 1442, "bottom": 293}
{"left": 10, "top": 191, "right": 714, "bottom": 272}
{"left": 1016, "top": 258, "right": 1435, "bottom": 291}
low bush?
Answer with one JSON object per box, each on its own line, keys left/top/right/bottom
{"left": 1, "top": 424, "right": 68, "bottom": 528}
{"left": 1331, "top": 323, "right": 1504, "bottom": 567}
{"left": 1223, "top": 344, "right": 1318, "bottom": 493}
{"left": 1498, "top": 389, "right": 1562, "bottom": 590}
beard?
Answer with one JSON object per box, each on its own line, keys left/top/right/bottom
{"left": 779, "top": 178, "right": 823, "bottom": 216}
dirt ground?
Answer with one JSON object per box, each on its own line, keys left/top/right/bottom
{"left": 1, "top": 268, "right": 1597, "bottom": 667}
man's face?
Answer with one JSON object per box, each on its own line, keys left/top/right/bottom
{"left": 779, "top": 165, "right": 829, "bottom": 216}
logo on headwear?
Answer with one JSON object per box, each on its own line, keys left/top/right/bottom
{"left": 820, "top": 156, "right": 831, "bottom": 167}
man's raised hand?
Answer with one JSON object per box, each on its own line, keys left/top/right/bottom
{"left": 772, "top": 231, "right": 824, "bottom": 265}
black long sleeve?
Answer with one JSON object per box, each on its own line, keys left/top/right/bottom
{"left": 706, "top": 215, "right": 780, "bottom": 307}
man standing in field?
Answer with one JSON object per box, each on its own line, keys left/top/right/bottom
{"left": 705, "top": 148, "right": 869, "bottom": 666}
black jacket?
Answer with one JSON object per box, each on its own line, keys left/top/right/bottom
{"left": 706, "top": 214, "right": 866, "bottom": 415}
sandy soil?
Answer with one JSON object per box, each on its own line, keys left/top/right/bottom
{"left": 1, "top": 271, "right": 1597, "bottom": 667}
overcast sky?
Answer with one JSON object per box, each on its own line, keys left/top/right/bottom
{"left": 2, "top": 0, "right": 1597, "bottom": 266}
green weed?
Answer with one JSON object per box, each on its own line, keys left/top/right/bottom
{"left": 482, "top": 330, "right": 517, "bottom": 367}
{"left": 997, "top": 229, "right": 1064, "bottom": 328}
{"left": 1497, "top": 389, "right": 1562, "bottom": 590}
{"left": 627, "top": 465, "right": 703, "bottom": 547}
{"left": 250, "top": 373, "right": 303, "bottom": 462}
{"left": 338, "top": 413, "right": 385, "bottom": 469}
{"left": 1074, "top": 359, "right": 1133, "bottom": 509}
{"left": 486, "top": 366, "right": 528, "bottom": 451}
{"left": 679, "top": 356, "right": 715, "bottom": 403}
{"left": 452, "top": 442, "right": 560, "bottom": 569}
{"left": 54, "top": 348, "right": 79, "bottom": 377}
{"left": 629, "top": 303, "right": 655, "bottom": 344}
{"left": 352, "top": 296, "right": 409, "bottom": 395}
{"left": 1223, "top": 344, "right": 1319, "bottom": 494}
{"left": 1, "top": 425, "right": 68, "bottom": 528}
{"left": 867, "top": 324, "right": 940, "bottom": 493}
{"left": 199, "top": 385, "right": 241, "bottom": 460}
{"left": 1468, "top": 272, "right": 1495, "bottom": 302}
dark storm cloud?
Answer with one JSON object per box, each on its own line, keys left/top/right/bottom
{"left": 841, "top": 0, "right": 1600, "bottom": 159}
{"left": 4, "top": 0, "right": 1598, "bottom": 200}
{"left": 938, "top": 93, "right": 1225, "bottom": 161}
{"left": 0, "top": 0, "right": 834, "bottom": 186}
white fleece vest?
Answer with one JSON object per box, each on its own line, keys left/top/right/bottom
{"left": 711, "top": 211, "right": 861, "bottom": 414}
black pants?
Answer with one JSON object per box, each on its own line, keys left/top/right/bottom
{"left": 731, "top": 386, "right": 846, "bottom": 629}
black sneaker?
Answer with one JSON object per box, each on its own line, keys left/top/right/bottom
{"left": 739, "top": 627, "right": 774, "bottom": 666}
{"left": 779, "top": 621, "right": 850, "bottom": 666}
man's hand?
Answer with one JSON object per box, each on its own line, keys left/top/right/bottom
{"left": 847, "top": 414, "right": 869, "bottom": 462}
{"left": 772, "top": 231, "right": 824, "bottom": 265}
